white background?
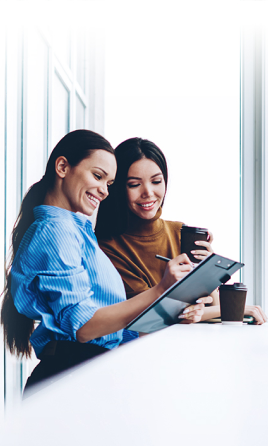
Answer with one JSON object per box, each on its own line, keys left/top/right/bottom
{"left": 103, "top": 0, "right": 240, "bottom": 267}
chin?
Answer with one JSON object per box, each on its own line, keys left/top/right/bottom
{"left": 136, "top": 210, "right": 157, "bottom": 220}
{"left": 79, "top": 207, "right": 94, "bottom": 217}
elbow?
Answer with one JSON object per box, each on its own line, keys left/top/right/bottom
{"left": 76, "top": 327, "right": 91, "bottom": 343}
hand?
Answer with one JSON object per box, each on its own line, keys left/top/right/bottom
{"left": 159, "top": 253, "right": 192, "bottom": 292}
{"left": 244, "top": 305, "right": 268, "bottom": 325}
{"left": 178, "top": 296, "right": 213, "bottom": 324}
{"left": 191, "top": 230, "right": 214, "bottom": 262}
{"left": 207, "top": 230, "right": 213, "bottom": 243}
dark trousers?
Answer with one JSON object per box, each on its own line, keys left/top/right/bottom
{"left": 24, "top": 341, "right": 108, "bottom": 398}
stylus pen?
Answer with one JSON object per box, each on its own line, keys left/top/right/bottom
{"left": 155, "top": 254, "right": 171, "bottom": 262}
{"left": 155, "top": 254, "right": 184, "bottom": 266}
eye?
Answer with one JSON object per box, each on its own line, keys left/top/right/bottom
{"left": 94, "top": 173, "right": 101, "bottom": 180}
{"left": 127, "top": 183, "right": 140, "bottom": 188}
{"left": 152, "top": 180, "right": 162, "bottom": 185}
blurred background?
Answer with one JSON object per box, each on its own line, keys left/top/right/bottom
{"left": 1, "top": 0, "right": 267, "bottom": 414}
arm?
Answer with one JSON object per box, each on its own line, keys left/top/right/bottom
{"left": 193, "top": 232, "right": 267, "bottom": 324}
{"left": 77, "top": 254, "right": 213, "bottom": 342}
{"left": 201, "top": 304, "right": 267, "bottom": 324}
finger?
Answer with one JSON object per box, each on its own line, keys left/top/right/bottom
{"left": 195, "top": 240, "right": 214, "bottom": 253}
{"left": 250, "top": 308, "right": 264, "bottom": 324}
{"left": 193, "top": 254, "right": 209, "bottom": 261}
{"left": 173, "top": 253, "right": 192, "bottom": 266}
{"left": 196, "top": 296, "right": 213, "bottom": 305}
{"left": 168, "top": 263, "right": 192, "bottom": 277}
{"left": 178, "top": 265, "right": 193, "bottom": 273}
{"left": 192, "top": 250, "right": 212, "bottom": 259}
{"left": 208, "top": 231, "right": 214, "bottom": 243}
{"left": 254, "top": 309, "right": 265, "bottom": 324}
{"left": 187, "top": 314, "right": 203, "bottom": 323}
{"left": 179, "top": 309, "right": 203, "bottom": 320}
{"left": 245, "top": 306, "right": 264, "bottom": 324}
{"left": 178, "top": 304, "right": 204, "bottom": 319}
{"left": 256, "top": 306, "right": 268, "bottom": 322}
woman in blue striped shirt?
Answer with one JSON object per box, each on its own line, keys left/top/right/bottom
{"left": 1, "top": 130, "right": 212, "bottom": 392}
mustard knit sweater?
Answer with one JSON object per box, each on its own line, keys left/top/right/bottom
{"left": 98, "top": 208, "right": 184, "bottom": 299}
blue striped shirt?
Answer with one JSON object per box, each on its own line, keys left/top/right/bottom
{"left": 11, "top": 205, "right": 127, "bottom": 358}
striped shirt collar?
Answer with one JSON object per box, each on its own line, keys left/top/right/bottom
{"left": 33, "top": 205, "right": 92, "bottom": 229}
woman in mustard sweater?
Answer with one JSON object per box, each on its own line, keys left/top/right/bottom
{"left": 95, "top": 137, "right": 267, "bottom": 326}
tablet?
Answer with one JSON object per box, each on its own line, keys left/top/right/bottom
{"left": 126, "top": 253, "right": 244, "bottom": 333}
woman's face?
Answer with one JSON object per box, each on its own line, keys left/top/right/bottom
{"left": 59, "top": 150, "right": 117, "bottom": 216}
{"left": 126, "top": 158, "right": 166, "bottom": 220}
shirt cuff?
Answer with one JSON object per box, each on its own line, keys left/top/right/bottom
{"left": 60, "top": 298, "right": 99, "bottom": 340}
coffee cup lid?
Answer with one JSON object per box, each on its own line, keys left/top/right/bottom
{"left": 181, "top": 225, "right": 208, "bottom": 234}
{"left": 219, "top": 282, "right": 247, "bottom": 291}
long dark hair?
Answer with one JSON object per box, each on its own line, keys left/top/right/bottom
{"left": 1, "top": 130, "right": 114, "bottom": 357}
{"left": 95, "top": 137, "right": 168, "bottom": 240}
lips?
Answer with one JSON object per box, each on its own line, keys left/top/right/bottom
{"left": 137, "top": 201, "right": 156, "bottom": 210}
{"left": 86, "top": 192, "right": 100, "bottom": 208}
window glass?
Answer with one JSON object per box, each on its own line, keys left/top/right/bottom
{"left": 76, "top": 94, "right": 85, "bottom": 129}
{"left": 53, "top": 25, "right": 71, "bottom": 69}
{"left": 104, "top": 2, "right": 240, "bottom": 280}
{"left": 0, "top": 24, "right": 5, "bottom": 418}
{"left": 3, "top": 25, "right": 24, "bottom": 413}
{"left": 76, "top": 31, "right": 85, "bottom": 91}
{"left": 25, "top": 29, "right": 48, "bottom": 190}
{"left": 52, "top": 72, "right": 70, "bottom": 149}
{"left": 264, "top": 29, "right": 268, "bottom": 308}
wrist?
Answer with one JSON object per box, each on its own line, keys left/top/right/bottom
{"left": 154, "top": 282, "right": 166, "bottom": 299}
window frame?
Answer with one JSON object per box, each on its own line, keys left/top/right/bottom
{"left": 240, "top": 25, "right": 267, "bottom": 311}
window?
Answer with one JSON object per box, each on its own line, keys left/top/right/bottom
{"left": 104, "top": 1, "right": 240, "bottom": 278}
{"left": 1, "top": 12, "right": 103, "bottom": 412}
{"left": 241, "top": 17, "right": 268, "bottom": 311}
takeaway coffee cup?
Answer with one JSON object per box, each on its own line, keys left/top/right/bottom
{"left": 219, "top": 283, "right": 247, "bottom": 325}
{"left": 180, "top": 225, "right": 209, "bottom": 263}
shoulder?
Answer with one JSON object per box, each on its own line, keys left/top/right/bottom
{"left": 18, "top": 218, "right": 83, "bottom": 271}
{"left": 98, "top": 235, "right": 133, "bottom": 269}
{"left": 98, "top": 235, "right": 124, "bottom": 256}
{"left": 35, "top": 217, "right": 82, "bottom": 247}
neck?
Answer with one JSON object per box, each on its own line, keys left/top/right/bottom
{"left": 44, "top": 189, "right": 70, "bottom": 211}
{"left": 125, "top": 207, "right": 162, "bottom": 236}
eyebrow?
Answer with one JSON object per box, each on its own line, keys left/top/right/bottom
{"left": 127, "top": 172, "right": 163, "bottom": 181}
{"left": 94, "top": 167, "right": 108, "bottom": 176}
{"left": 94, "top": 167, "right": 115, "bottom": 183}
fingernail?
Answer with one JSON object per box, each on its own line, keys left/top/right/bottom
{"left": 183, "top": 308, "right": 189, "bottom": 314}
{"left": 196, "top": 299, "right": 202, "bottom": 303}
{"left": 191, "top": 250, "right": 196, "bottom": 254}
{"left": 178, "top": 314, "right": 185, "bottom": 319}
{"left": 195, "top": 241, "right": 200, "bottom": 245}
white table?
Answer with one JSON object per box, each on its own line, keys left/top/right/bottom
{"left": 2, "top": 323, "right": 268, "bottom": 445}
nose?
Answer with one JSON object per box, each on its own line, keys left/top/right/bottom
{"left": 140, "top": 183, "right": 153, "bottom": 198}
{"left": 98, "top": 182, "right": 109, "bottom": 198}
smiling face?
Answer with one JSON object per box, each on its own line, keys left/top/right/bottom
{"left": 56, "top": 150, "right": 117, "bottom": 216}
{"left": 126, "top": 158, "right": 166, "bottom": 220}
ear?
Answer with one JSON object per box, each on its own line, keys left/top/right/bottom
{"left": 55, "top": 156, "right": 69, "bottom": 179}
